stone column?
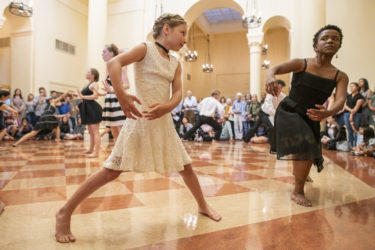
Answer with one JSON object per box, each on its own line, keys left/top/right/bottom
{"left": 88, "top": 0, "right": 107, "bottom": 79}
{"left": 247, "top": 28, "right": 263, "bottom": 98}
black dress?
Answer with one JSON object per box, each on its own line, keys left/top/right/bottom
{"left": 271, "top": 59, "right": 339, "bottom": 172}
{"left": 34, "top": 104, "right": 59, "bottom": 132}
{"left": 78, "top": 83, "right": 102, "bottom": 125}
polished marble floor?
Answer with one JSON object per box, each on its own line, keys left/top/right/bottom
{"left": 0, "top": 138, "right": 374, "bottom": 249}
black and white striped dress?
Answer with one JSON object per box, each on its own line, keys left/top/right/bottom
{"left": 102, "top": 76, "right": 126, "bottom": 126}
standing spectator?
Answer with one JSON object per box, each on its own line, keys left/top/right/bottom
{"left": 247, "top": 94, "right": 261, "bottom": 128}
{"left": 243, "top": 93, "right": 252, "bottom": 136}
{"left": 243, "top": 80, "right": 286, "bottom": 143}
{"left": 25, "top": 93, "right": 36, "bottom": 125}
{"left": 232, "top": 92, "right": 246, "bottom": 139}
{"left": 225, "top": 98, "right": 235, "bottom": 137}
{"left": 10, "top": 88, "right": 25, "bottom": 118}
{"left": 358, "top": 78, "right": 371, "bottom": 127}
{"left": 183, "top": 90, "right": 197, "bottom": 125}
{"left": 219, "top": 96, "right": 226, "bottom": 109}
{"left": 368, "top": 85, "right": 375, "bottom": 127}
{"left": 33, "top": 87, "right": 49, "bottom": 124}
{"left": 344, "top": 82, "right": 364, "bottom": 147}
{"left": 183, "top": 90, "right": 224, "bottom": 143}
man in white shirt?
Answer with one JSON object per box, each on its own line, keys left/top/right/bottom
{"left": 243, "top": 80, "right": 286, "bottom": 143}
{"left": 183, "top": 90, "right": 224, "bottom": 142}
{"left": 183, "top": 90, "right": 197, "bottom": 125}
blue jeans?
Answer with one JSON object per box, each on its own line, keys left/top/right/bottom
{"left": 243, "top": 121, "right": 251, "bottom": 136}
{"left": 344, "top": 112, "right": 361, "bottom": 147}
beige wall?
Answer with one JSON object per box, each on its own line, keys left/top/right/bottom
{"left": 183, "top": 27, "right": 250, "bottom": 100}
{"left": 261, "top": 27, "right": 290, "bottom": 94}
{"left": 326, "top": 0, "right": 375, "bottom": 90}
{"left": 33, "top": 0, "right": 88, "bottom": 94}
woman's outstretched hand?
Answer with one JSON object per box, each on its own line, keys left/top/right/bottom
{"left": 307, "top": 104, "right": 330, "bottom": 121}
{"left": 117, "top": 93, "right": 143, "bottom": 119}
{"left": 143, "top": 103, "right": 168, "bottom": 120}
{"left": 266, "top": 76, "right": 279, "bottom": 96}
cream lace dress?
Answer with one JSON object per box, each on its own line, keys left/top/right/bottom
{"left": 103, "top": 42, "right": 192, "bottom": 173}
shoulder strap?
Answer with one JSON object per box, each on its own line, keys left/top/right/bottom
{"left": 334, "top": 70, "right": 340, "bottom": 82}
{"left": 303, "top": 58, "right": 307, "bottom": 72}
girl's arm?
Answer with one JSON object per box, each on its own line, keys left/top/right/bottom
{"left": 307, "top": 71, "right": 349, "bottom": 121}
{"left": 143, "top": 62, "right": 183, "bottom": 120}
{"left": 51, "top": 90, "right": 73, "bottom": 105}
{"left": 77, "top": 83, "right": 100, "bottom": 100}
{"left": 266, "top": 58, "right": 305, "bottom": 95}
{"left": 107, "top": 43, "right": 146, "bottom": 119}
{"left": 0, "top": 103, "right": 19, "bottom": 115}
{"left": 121, "top": 66, "right": 130, "bottom": 90}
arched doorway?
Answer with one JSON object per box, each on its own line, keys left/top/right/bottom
{"left": 181, "top": 0, "right": 248, "bottom": 100}
{"left": 261, "top": 15, "right": 292, "bottom": 93}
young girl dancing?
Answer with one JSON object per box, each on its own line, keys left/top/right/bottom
{"left": 12, "top": 90, "right": 73, "bottom": 146}
{"left": 55, "top": 13, "right": 221, "bottom": 243}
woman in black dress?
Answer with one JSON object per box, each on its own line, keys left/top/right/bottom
{"left": 266, "top": 25, "right": 349, "bottom": 207}
{"left": 77, "top": 68, "right": 102, "bottom": 158}
{"left": 13, "top": 90, "right": 73, "bottom": 146}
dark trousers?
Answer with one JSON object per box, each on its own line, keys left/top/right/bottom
{"left": 183, "top": 115, "right": 222, "bottom": 141}
{"left": 243, "top": 110, "right": 273, "bottom": 143}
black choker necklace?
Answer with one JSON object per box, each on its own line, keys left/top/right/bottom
{"left": 155, "top": 42, "right": 169, "bottom": 54}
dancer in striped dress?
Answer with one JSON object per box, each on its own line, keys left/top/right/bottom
{"left": 101, "top": 44, "right": 129, "bottom": 142}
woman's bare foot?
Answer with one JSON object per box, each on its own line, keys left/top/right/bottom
{"left": 86, "top": 153, "right": 98, "bottom": 158}
{"left": 199, "top": 204, "right": 222, "bottom": 221}
{"left": 306, "top": 176, "right": 314, "bottom": 182}
{"left": 55, "top": 209, "right": 76, "bottom": 243}
{"left": 291, "top": 192, "right": 312, "bottom": 207}
{"left": 83, "top": 150, "right": 93, "bottom": 154}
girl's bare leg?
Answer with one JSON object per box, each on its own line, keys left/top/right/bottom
{"left": 87, "top": 124, "right": 100, "bottom": 158}
{"left": 84, "top": 125, "right": 94, "bottom": 154}
{"left": 55, "top": 127, "right": 61, "bottom": 142}
{"left": 55, "top": 168, "right": 121, "bottom": 243}
{"left": 292, "top": 160, "right": 313, "bottom": 207}
{"left": 110, "top": 126, "right": 119, "bottom": 142}
{"left": 179, "top": 164, "right": 221, "bottom": 221}
{"left": 12, "top": 130, "right": 39, "bottom": 147}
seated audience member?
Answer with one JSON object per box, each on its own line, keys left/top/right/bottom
{"left": 219, "top": 116, "right": 233, "bottom": 141}
{"left": 351, "top": 127, "right": 375, "bottom": 156}
{"left": 73, "top": 116, "right": 85, "bottom": 139}
{"left": 179, "top": 117, "right": 193, "bottom": 140}
{"left": 59, "top": 115, "right": 81, "bottom": 140}
{"left": 4, "top": 116, "right": 18, "bottom": 138}
{"left": 16, "top": 118, "right": 33, "bottom": 138}
{"left": 320, "top": 116, "right": 346, "bottom": 150}
{"left": 196, "top": 124, "right": 214, "bottom": 142}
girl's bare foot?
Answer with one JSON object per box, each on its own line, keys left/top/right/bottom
{"left": 291, "top": 192, "right": 312, "bottom": 207}
{"left": 83, "top": 150, "right": 93, "bottom": 154}
{"left": 199, "top": 204, "right": 222, "bottom": 221}
{"left": 55, "top": 139, "right": 61, "bottom": 142}
{"left": 86, "top": 153, "right": 98, "bottom": 158}
{"left": 55, "top": 209, "right": 75, "bottom": 243}
{"left": 306, "top": 176, "right": 314, "bottom": 182}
